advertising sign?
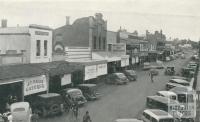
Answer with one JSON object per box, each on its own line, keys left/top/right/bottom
{"left": 112, "top": 44, "right": 126, "bottom": 52}
{"left": 61, "top": 74, "right": 71, "bottom": 86}
{"left": 84, "top": 65, "right": 97, "bottom": 80}
{"left": 97, "top": 63, "right": 107, "bottom": 76}
{"left": 24, "top": 75, "right": 47, "bottom": 96}
{"left": 121, "top": 57, "right": 129, "bottom": 67}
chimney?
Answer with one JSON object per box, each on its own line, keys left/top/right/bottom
{"left": 66, "top": 16, "right": 70, "bottom": 25}
{"left": 1, "top": 19, "right": 7, "bottom": 28}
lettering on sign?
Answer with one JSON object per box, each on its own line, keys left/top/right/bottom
{"left": 24, "top": 75, "right": 47, "bottom": 96}
{"left": 35, "top": 31, "right": 49, "bottom": 36}
{"left": 97, "top": 64, "right": 107, "bottom": 76}
{"left": 84, "top": 65, "right": 97, "bottom": 80}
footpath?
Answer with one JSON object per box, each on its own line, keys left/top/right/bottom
{"left": 195, "top": 66, "right": 200, "bottom": 122}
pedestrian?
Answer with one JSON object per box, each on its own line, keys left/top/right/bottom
{"left": 83, "top": 111, "right": 92, "bottom": 122}
{"left": 149, "top": 71, "right": 154, "bottom": 83}
{"left": 73, "top": 102, "right": 79, "bottom": 120}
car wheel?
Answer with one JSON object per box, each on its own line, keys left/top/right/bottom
{"left": 50, "top": 104, "right": 61, "bottom": 116}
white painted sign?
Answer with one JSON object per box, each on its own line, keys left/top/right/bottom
{"left": 121, "top": 57, "right": 129, "bottom": 67}
{"left": 97, "top": 63, "right": 107, "bottom": 76}
{"left": 61, "top": 74, "right": 71, "bottom": 86}
{"left": 24, "top": 75, "right": 47, "bottom": 96}
{"left": 135, "top": 56, "right": 139, "bottom": 63}
{"left": 132, "top": 57, "right": 135, "bottom": 64}
{"left": 84, "top": 65, "right": 97, "bottom": 80}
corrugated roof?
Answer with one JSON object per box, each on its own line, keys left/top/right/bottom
{"left": 30, "top": 61, "right": 84, "bottom": 76}
{"left": 0, "top": 64, "right": 45, "bottom": 81}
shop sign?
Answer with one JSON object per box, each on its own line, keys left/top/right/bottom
{"left": 97, "top": 63, "right": 107, "bottom": 76}
{"left": 24, "top": 75, "right": 47, "bottom": 96}
{"left": 84, "top": 65, "right": 97, "bottom": 80}
{"left": 112, "top": 44, "right": 126, "bottom": 52}
{"left": 35, "top": 31, "right": 49, "bottom": 36}
{"left": 132, "top": 57, "right": 135, "bottom": 64}
{"left": 135, "top": 56, "right": 139, "bottom": 63}
{"left": 121, "top": 58, "right": 129, "bottom": 67}
{"left": 61, "top": 74, "right": 71, "bottom": 86}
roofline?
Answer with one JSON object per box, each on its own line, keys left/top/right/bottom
{"left": 29, "top": 25, "right": 52, "bottom": 31}
{"left": 0, "top": 33, "right": 30, "bottom": 36}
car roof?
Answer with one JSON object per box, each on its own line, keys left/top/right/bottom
{"left": 170, "top": 86, "right": 194, "bottom": 94}
{"left": 157, "top": 91, "right": 177, "bottom": 96}
{"left": 38, "top": 93, "right": 60, "bottom": 98}
{"left": 115, "top": 118, "right": 143, "bottom": 122}
{"left": 144, "top": 109, "right": 173, "bottom": 120}
{"left": 172, "top": 76, "right": 187, "bottom": 80}
{"left": 11, "top": 102, "right": 30, "bottom": 110}
{"left": 78, "top": 84, "right": 97, "bottom": 87}
{"left": 167, "top": 82, "right": 185, "bottom": 87}
{"left": 113, "top": 73, "right": 125, "bottom": 75}
{"left": 147, "top": 95, "right": 178, "bottom": 104}
{"left": 170, "top": 79, "right": 189, "bottom": 83}
{"left": 66, "top": 88, "right": 82, "bottom": 93}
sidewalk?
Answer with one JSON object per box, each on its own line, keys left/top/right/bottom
{"left": 195, "top": 63, "right": 200, "bottom": 122}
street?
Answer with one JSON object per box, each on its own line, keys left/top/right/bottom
{"left": 39, "top": 53, "right": 191, "bottom": 122}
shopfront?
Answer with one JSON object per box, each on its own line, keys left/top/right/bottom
{"left": 139, "top": 52, "right": 149, "bottom": 64}
{"left": 120, "top": 55, "right": 130, "bottom": 69}
{"left": 0, "top": 64, "right": 46, "bottom": 113}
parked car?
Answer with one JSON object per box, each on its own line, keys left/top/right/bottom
{"left": 10, "top": 102, "right": 32, "bottom": 122}
{"left": 171, "top": 76, "right": 189, "bottom": 81}
{"left": 60, "top": 88, "right": 87, "bottom": 106}
{"left": 106, "top": 73, "right": 129, "bottom": 85}
{"left": 30, "top": 93, "right": 64, "bottom": 117}
{"left": 142, "top": 62, "right": 151, "bottom": 70}
{"left": 77, "top": 84, "right": 101, "bottom": 101}
{"left": 123, "top": 70, "right": 137, "bottom": 81}
{"left": 165, "top": 82, "right": 185, "bottom": 90}
{"left": 168, "top": 79, "right": 190, "bottom": 86}
{"left": 165, "top": 66, "right": 175, "bottom": 76}
{"left": 155, "top": 60, "right": 164, "bottom": 69}
{"left": 115, "top": 118, "right": 143, "bottom": 122}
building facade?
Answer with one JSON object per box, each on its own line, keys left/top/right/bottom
{"left": 0, "top": 22, "right": 52, "bottom": 65}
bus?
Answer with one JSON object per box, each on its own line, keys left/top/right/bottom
{"left": 146, "top": 96, "right": 182, "bottom": 119}
{"left": 170, "top": 86, "right": 196, "bottom": 122}
{"left": 142, "top": 109, "right": 174, "bottom": 122}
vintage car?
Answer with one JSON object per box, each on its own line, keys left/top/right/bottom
{"left": 181, "top": 67, "right": 195, "bottom": 78}
{"left": 60, "top": 88, "right": 87, "bottom": 106}
{"left": 168, "top": 79, "right": 190, "bottom": 86}
{"left": 77, "top": 84, "right": 101, "bottom": 101}
{"left": 155, "top": 60, "right": 164, "bottom": 69}
{"left": 10, "top": 102, "right": 32, "bottom": 122}
{"left": 105, "top": 73, "right": 129, "bottom": 85}
{"left": 123, "top": 70, "right": 137, "bottom": 81}
{"left": 142, "top": 62, "right": 151, "bottom": 70}
{"left": 171, "top": 76, "right": 189, "bottom": 81}
{"left": 165, "top": 82, "right": 185, "bottom": 91}
{"left": 0, "top": 114, "right": 4, "bottom": 122}
{"left": 165, "top": 66, "right": 175, "bottom": 76}
{"left": 115, "top": 118, "right": 143, "bottom": 122}
{"left": 30, "top": 93, "right": 64, "bottom": 117}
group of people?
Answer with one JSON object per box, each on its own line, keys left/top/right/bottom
{"left": 5, "top": 95, "right": 18, "bottom": 112}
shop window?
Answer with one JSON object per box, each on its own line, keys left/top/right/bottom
{"left": 36, "top": 40, "right": 41, "bottom": 56}
{"left": 44, "top": 40, "right": 48, "bottom": 56}
{"left": 93, "top": 36, "right": 97, "bottom": 50}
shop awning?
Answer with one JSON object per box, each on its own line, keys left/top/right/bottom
{"left": 0, "top": 64, "right": 45, "bottom": 82}
{"left": 69, "top": 59, "right": 107, "bottom": 66}
{"left": 31, "top": 61, "right": 84, "bottom": 77}
{"left": 92, "top": 52, "right": 122, "bottom": 62}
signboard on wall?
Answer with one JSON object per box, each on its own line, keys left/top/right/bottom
{"left": 24, "top": 75, "right": 47, "bottom": 96}
{"left": 97, "top": 63, "right": 107, "bottom": 76}
{"left": 61, "top": 74, "right": 71, "bottom": 86}
{"left": 121, "top": 57, "right": 129, "bottom": 67}
{"left": 112, "top": 44, "right": 126, "bottom": 52}
{"left": 84, "top": 65, "right": 97, "bottom": 80}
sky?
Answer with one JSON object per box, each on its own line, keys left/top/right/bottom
{"left": 0, "top": 0, "right": 200, "bottom": 41}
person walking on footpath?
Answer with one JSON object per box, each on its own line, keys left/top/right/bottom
{"left": 83, "top": 111, "right": 92, "bottom": 122}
